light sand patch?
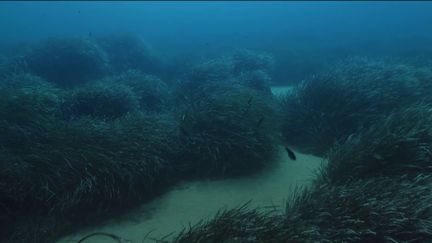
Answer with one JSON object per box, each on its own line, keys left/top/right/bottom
{"left": 271, "top": 86, "right": 293, "bottom": 96}
{"left": 58, "top": 147, "right": 323, "bottom": 243}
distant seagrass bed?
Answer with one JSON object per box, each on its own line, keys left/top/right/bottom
{"left": 1, "top": 2, "right": 432, "bottom": 241}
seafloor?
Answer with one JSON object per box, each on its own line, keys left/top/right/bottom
{"left": 58, "top": 146, "right": 322, "bottom": 243}
{"left": 57, "top": 86, "right": 318, "bottom": 242}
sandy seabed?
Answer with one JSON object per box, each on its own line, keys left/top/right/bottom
{"left": 58, "top": 147, "right": 323, "bottom": 243}
{"left": 58, "top": 86, "right": 321, "bottom": 243}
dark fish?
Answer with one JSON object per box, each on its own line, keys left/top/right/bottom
{"left": 285, "top": 146, "right": 296, "bottom": 161}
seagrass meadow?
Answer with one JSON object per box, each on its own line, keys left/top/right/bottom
{"left": 1, "top": 2, "right": 432, "bottom": 243}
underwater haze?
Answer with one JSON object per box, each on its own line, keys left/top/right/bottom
{"left": 1, "top": 1, "right": 432, "bottom": 83}
{"left": 1, "top": 1, "right": 432, "bottom": 243}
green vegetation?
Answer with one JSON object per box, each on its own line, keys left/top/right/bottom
{"left": 174, "top": 175, "right": 432, "bottom": 243}
{"left": 185, "top": 49, "right": 274, "bottom": 95}
{"left": 172, "top": 50, "right": 279, "bottom": 177}
{"left": 0, "top": 38, "right": 282, "bottom": 242}
{"left": 100, "top": 70, "right": 171, "bottom": 112}
{"left": 61, "top": 82, "right": 139, "bottom": 120}
{"left": 175, "top": 83, "right": 278, "bottom": 177}
{"left": 172, "top": 103, "right": 432, "bottom": 242}
{"left": 321, "top": 105, "right": 432, "bottom": 185}
{"left": 25, "top": 37, "right": 109, "bottom": 87}
{"left": 280, "top": 57, "right": 432, "bottom": 155}
{"left": 2, "top": 34, "right": 432, "bottom": 243}
{"left": 0, "top": 81, "right": 178, "bottom": 241}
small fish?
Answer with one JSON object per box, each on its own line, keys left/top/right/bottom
{"left": 285, "top": 146, "right": 296, "bottom": 161}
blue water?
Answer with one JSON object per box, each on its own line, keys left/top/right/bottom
{"left": 1, "top": 2, "right": 431, "bottom": 45}
{"left": 1, "top": 1, "right": 431, "bottom": 83}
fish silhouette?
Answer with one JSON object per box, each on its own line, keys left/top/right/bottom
{"left": 285, "top": 146, "right": 296, "bottom": 161}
